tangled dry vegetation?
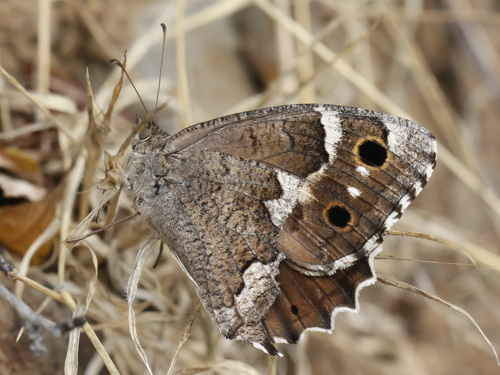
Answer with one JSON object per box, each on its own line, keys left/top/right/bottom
{"left": 0, "top": 1, "right": 500, "bottom": 374}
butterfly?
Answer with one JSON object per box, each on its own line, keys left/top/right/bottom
{"left": 124, "top": 103, "right": 437, "bottom": 356}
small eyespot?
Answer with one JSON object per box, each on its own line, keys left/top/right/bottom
{"left": 291, "top": 305, "right": 299, "bottom": 315}
{"left": 153, "top": 180, "right": 161, "bottom": 195}
{"left": 138, "top": 128, "right": 152, "bottom": 141}
{"left": 326, "top": 205, "right": 351, "bottom": 228}
{"left": 358, "top": 140, "right": 387, "bottom": 167}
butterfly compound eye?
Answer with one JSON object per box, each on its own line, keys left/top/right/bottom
{"left": 357, "top": 139, "right": 388, "bottom": 167}
{"left": 138, "top": 128, "right": 152, "bottom": 141}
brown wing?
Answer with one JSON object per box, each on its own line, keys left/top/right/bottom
{"left": 132, "top": 104, "right": 436, "bottom": 355}
{"left": 169, "top": 104, "right": 437, "bottom": 274}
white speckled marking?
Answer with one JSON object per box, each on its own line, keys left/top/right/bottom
{"left": 382, "top": 117, "right": 438, "bottom": 178}
{"left": 398, "top": 193, "right": 412, "bottom": 212}
{"left": 386, "top": 129, "right": 400, "bottom": 154}
{"left": 329, "top": 253, "right": 359, "bottom": 271}
{"left": 234, "top": 258, "right": 282, "bottom": 322}
{"left": 314, "top": 106, "right": 343, "bottom": 162}
{"left": 413, "top": 180, "right": 423, "bottom": 196}
{"left": 425, "top": 138, "right": 437, "bottom": 180}
{"left": 252, "top": 342, "right": 283, "bottom": 357}
{"left": 356, "top": 165, "right": 369, "bottom": 177}
{"left": 303, "top": 107, "right": 344, "bottom": 189}
{"left": 264, "top": 171, "right": 302, "bottom": 228}
{"left": 347, "top": 186, "right": 361, "bottom": 198}
{"left": 235, "top": 260, "right": 280, "bottom": 312}
{"left": 383, "top": 210, "right": 400, "bottom": 229}
{"left": 212, "top": 306, "right": 239, "bottom": 336}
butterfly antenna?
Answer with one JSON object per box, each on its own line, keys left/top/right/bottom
{"left": 156, "top": 23, "right": 167, "bottom": 111}
{"left": 110, "top": 59, "right": 149, "bottom": 114}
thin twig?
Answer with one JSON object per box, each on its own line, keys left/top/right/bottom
{"left": 378, "top": 276, "right": 499, "bottom": 365}
{"left": 166, "top": 300, "right": 202, "bottom": 375}
{"left": 66, "top": 212, "right": 140, "bottom": 243}
{"left": 0, "top": 66, "right": 76, "bottom": 143}
{"left": 386, "top": 229, "right": 477, "bottom": 264}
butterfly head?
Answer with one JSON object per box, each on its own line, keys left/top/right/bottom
{"left": 125, "top": 120, "right": 171, "bottom": 203}
{"left": 130, "top": 120, "right": 160, "bottom": 150}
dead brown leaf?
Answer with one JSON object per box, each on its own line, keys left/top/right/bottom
{"left": 0, "top": 183, "right": 63, "bottom": 264}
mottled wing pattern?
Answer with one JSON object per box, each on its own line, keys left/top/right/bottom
{"left": 125, "top": 104, "right": 437, "bottom": 355}
{"left": 127, "top": 141, "right": 287, "bottom": 355}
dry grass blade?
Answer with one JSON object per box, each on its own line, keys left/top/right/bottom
{"left": 167, "top": 301, "right": 202, "bottom": 375}
{"left": 79, "top": 69, "right": 102, "bottom": 220}
{"left": 171, "top": 359, "right": 262, "bottom": 375}
{"left": 105, "top": 53, "right": 127, "bottom": 122}
{"left": 69, "top": 1, "right": 123, "bottom": 60}
{"left": 11, "top": 272, "right": 64, "bottom": 303}
{"left": 59, "top": 289, "right": 120, "bottom": 375}
{"left": 439, "top": 146, "right": 500, "bottom": 223}
{"left": 66, "top": 212, "right": 139, "bottom": 243}
{"left": 65, "top": 319, "right": 81, "bottom": 375}
{"left": 383, "top": 4, "right": 470, "bottom": 161}
{"left": 293, "top": 0, "right": 314, "bottom": 103}
{"left": 36, "top": 0, "right": 50, "bottom": 95}
{"left": 0, "top": 123, "right": 54, "bottom": 139}
{"left": 386, "top": 230, "right": 500, "bottom": 272}
{"left": 64, "top": 241, "right": 99, "bottom": 375}
{"left": 8, "top": 244, "right": 120, "bottom": 373}
{"left": 0, "top": 66, "right": 75, "bottom": 143}
{"left": 65, "top": 186, "right": 121, "bottom": 245}
{"left": 78, "top": 53, "right": 128, "bottom": 223}
{"left": 116, "top": 0, "right": 252, "bottom": 76}
{"left": 176, "top": 0, "right": 192, "bottom": 128}
{"left": 127, "top": 237, "right": 158, "bottom": 375}
{"left": 15, "top": 200, "right": 62, "bottom": 295}
{"left": 377, "top": 253, "right": 480, "bottom": 268}
{"left": 58, "top": 153, "right": 87, "bottom": 282}
{"left": 280, "top": 18, "right": 382, "bottom": 105}
{"left": 378, "top": 276, "right": 499, "bottom": 366}
{"left": 267, "top": 355, "right": 276, "bottom": 375}
{"left": 252, "top": 0, "right": 411, "bottom": 117}
{"left": 386, "top": 229, "right": 476, "bottom": 264}
{"left": 2, "top": 262, "right": 73, "bottom": 348}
